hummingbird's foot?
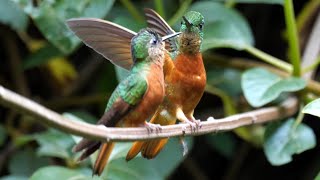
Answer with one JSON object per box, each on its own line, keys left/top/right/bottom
{"left": 144, "top": 122, "right": 162, "bottom": 134}
{"left": 190, "top": 119, "right": 202, "bottom": 129}
{"left": 180, "top": 120, "right": 197, "bottom": 132}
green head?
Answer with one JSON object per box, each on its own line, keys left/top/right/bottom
{"left": 131, "top": 28, "right": 162, "bottom": 62}
{"left": 179, "top": 11, "right": 204, "bottom": 54}
{"left": 131, "top": 28, "right": 181, "bottom": 64}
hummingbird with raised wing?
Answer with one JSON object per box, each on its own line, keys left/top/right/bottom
{"left": 126, "top": 9, "right": 206, "bottom": 160}
{"left": 67, "top": 19, "right": 180, "bottom": 175}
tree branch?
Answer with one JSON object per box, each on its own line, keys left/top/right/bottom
{"left": 0, "top": 85, "right": 298, "bottom": 142}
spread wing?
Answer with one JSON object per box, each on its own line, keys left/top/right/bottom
{"left": 67, "top": 18, "right": 136, "bottom": 70}
{"left": 144, "top": 8, "right": 178, "bottom": 53}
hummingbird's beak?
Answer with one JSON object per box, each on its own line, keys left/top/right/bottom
{"left": 182, "top": 16, "right": 192, "bottom": 29}
{"left": 161, "top": 32, "right": 181, "bottom": 41}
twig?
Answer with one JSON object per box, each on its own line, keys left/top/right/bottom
{"left": 0, "top": 85, "right": 298, "bottom": 142}
{"left": 203, "top": 53, "right": 320, "bottom": 95}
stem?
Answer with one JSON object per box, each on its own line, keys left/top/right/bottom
{"left": 302, "top": 56, "right": 320, "bottom": 75}
{"left": 244, "top": 46, "right": 293, "bottom": 73}
{"left": 168, "top": 0, "right": 193, "bottom": 26}
{"left": 203, "top": 53, "right": 320, "bottom": 95}
{"left": 154, "top": 0, "right": 165, "bottom": 19}
{"left": 296, "top": 0, "right": 320, "bottom": 34}
{"left": 0, "top": 85, "right": 298, "bottom": 141}
{"left": 284, "top": 0, "right": 301, "bottom": 76}
{"left": 119, "top": 0, "right": 144, "bottom": 22}
{"left": 292, "top": 104, "right": 304, "bottom": 130}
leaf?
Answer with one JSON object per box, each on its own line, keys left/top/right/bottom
{"left": 242, "top": 68, "right": 306, "bottom": 107}
{"left": 8, "top": 148, "right": 50, "bottom": 176}
{"left": 33, "top": 129, "right": 74, "bottom": 159}
{"left": 101, "top": 137, "right": 194, "bottom": 179}
{"left": 206, "top": 133, "right": 236, "bottom": 158}
{"left": 190, "top": 1, "right": 254, "bottom": 51}
{"left": 263, "top": 119, "right": 316, "bottom": 166}
{"left": 302, "top": 98, "right": 320, "bottom": 118}
{"left": 0, "top": 175, "right": 29, "bottom": 180}
{"left": 0, "top": 125, "right": 6, "bottom": 146}
{"left": 210, "top": 0, "right": 283, "bottom": 4}
{"left": 30, "top": 166, "right": 93, "bottom": 180}
{"left": 13, "top": 0, "right": 115, "bottom": 54}
{"left": 315, "top": 171, "right": 320, "bottom": 180}
{"left": 206, "top": 68, "right": 242, "bottom": 97}
{"left": 0, "top": 0, "right": 28, "bottom": 31}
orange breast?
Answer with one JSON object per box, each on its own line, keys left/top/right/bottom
{"left": 166, "top": 52, "right": 206, "bottom": 114}
{"left": 122, "top": 63, "right": 165, "bottom": 127}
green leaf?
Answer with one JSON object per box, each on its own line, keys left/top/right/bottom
{"left": 206, "top": 133, "right": 236, "bottom": 158}
{"left": 210, "top": 0, "right": 283, "bottom": 4}
{"left": 30, "top": 166, "right": 94, "bottom": 180}
{"left": 315, "top": 171, "right": 320, "bottom": 180}
{"left": 101, "top": 137, "right": 193, "bottom": 179}
{"left": 242, "top": 68, "right": 306, "bottom": 107}
{"left": 0, "top": 0, "right": 28, "bottom": 31}
{"left": 206, "top": 68, "right": 242, "bottom": 97}
{"left": 0, "top": 175, "right": 28, "bottom": 180}
{"left": 190, "top": 1, "right": 254, "bottom": 51}
{"left": 8, "top": 148, "right": 50, "bottom": 176}
{"left": 302, "top": 98, "right": 320, "bottom": 118}
{"left": 23, "top": 44, "right": 63, "bottom": 69}
{"left": 33, "top": 129, "right": 74, "bottom": 159}
{"left": 0, "top": 125, "right": 7, "bottom": 146}
{"left": 263, "top": 119, "right": 316, "bottom": 166}
{"left": 13, "top": 0, "right": 115, "bottom": 54}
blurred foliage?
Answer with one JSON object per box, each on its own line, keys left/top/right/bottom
{"left": 1, "top": 0, "right": 320, "bottom": 180}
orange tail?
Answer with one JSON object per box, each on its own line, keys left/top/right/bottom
{"left": 93, "top": 142, "right": 115, "bottom": 176}
{"left": 126, "top": 109, "right": 176, "bottom": 160}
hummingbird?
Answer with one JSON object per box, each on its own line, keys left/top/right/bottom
{"left": 126, "top": 9, "right": 206, "bottom": 160}
{"left": 67, "top": 18, "right": 180, "bottom": 176}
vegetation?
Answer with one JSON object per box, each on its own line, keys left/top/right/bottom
{"left": 0, "top": 0, "right": 320, "bottom": 179}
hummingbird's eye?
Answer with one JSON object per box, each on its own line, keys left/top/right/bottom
{"left": 151, "top": 39, "right": 157, "bottom": 45}
{"left": 199, "top": 23, "right": 203, "bottom": 30}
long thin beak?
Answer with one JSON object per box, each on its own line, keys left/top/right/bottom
{"left": 161, "top": 32, "right": 181, "bottom": 41}
{"left": 182, "top": 16, "right": 192, "bottom": 29}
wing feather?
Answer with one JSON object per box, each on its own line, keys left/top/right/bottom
{"left": 67, "top": 18, "right": 136, "bottom": 70}
{"left": 144, "top": 8, "right": 177, "bottom": 52}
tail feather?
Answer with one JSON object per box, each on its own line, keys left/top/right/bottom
{"left": 127, "top": 109, "right": 176, "bottom": 160}
{"left": 93, "top": 143, "right": 115, "bottom": 176}
{"left": 78, "top": 142, "right": 101, "bottom": 161}
{"left": 126, "top": 141, "right": 144, "bottom": 161}
{"left": 73, "top": 138, "right": 95, "bottom": 152}
{"left": 141, "top": 138, "right": 169, "bottom": 159}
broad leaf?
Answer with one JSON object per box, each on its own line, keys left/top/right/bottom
{"left": 33, "top": 129, "right": 74, "bottom": 159}
{"left": 210, "top": 0, "right": 283, "bottom": 4}
{"left": 264, "top": 119, "right": 316, "bottom": 166}
{"left": 190, "top": 1, "right": 254, "bottom": 51}
{"left": 0, "top": 0, "right": 28, "bottom": 31}
{"left": 12, "top": 0, "right": 115, "bottom": 54}
{"left": 101, "top": 138, "right": 193, "bottom": 179}
{"left": 302, "top": 98, "right": 320, "bottom": 118}
{"left": 0, "top": 175, "right": 28, "bottom": 180}
{"left": 242, "top": 68, "right": 306, "bottom": 107}
{"left": 30, "top": 166, "right": 94, "bottom": 180}
{"left": 8, "top": 148, "right": 50, "bottom": 176}
{"left": 206, "top": 68, "right": 242, "bottom": 97}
